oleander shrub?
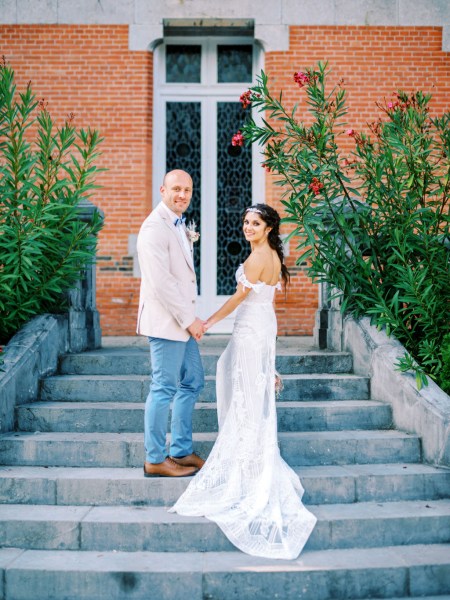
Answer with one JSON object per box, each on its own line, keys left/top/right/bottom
{"left": 235, "top": 62, "right": 450, "bottom": 392}
{"left": 0, "top": 58, "right": 104, "bottom": 344}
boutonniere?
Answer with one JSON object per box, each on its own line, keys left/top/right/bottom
{"left": 186, "top": 221, "right": 200, "bottom": 243}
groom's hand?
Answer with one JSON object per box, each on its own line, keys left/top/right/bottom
{"left": 187, "top": 317, "right": 205, "bottom": 340}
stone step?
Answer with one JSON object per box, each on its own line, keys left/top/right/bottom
{"left": 16, "top": 400, "right": 392, "bottom": 433}
{"left": 379, "top": 597, "right": 450, "bottom": 600}
{"left": 0, "top": 463, "right": 448, "bottom": 507}
{"left": 1, "top": 544, "right": 449, "bottom": 600}
{"left": 40, "top": 373, "right": 370, "bottom": 402}
{"left": 59, "top": 348, "right": 353, "bottom": 376}
{"left": 0, "top": 430, "right": 421, "bottom": 468}
{"left": 1, "top": 500, "right": 450, "bottom": 553}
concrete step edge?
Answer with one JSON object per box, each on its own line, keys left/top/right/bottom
{"left": 60, "top": 349, "right": 353, "bottom": 357}
{"left": 0, "top": 463, "right": 447, "bottom": 480}
{"left": 2, "top": 502, "right": 449, "bottom": 557}
{"left": 0, "top": 430, "right": 421, "bottom": 468}
{"left": 0, "top": 430, "right": 419, "bottom": 442}
{"left": 3, "top": 544, "right": 449, "bottom": 600}
{"left": 2, "top": 543, "right": 449, "bottom": 571}
{"left": 43, "top": 373, "right": 369, "bottom": 382}
{"left": 2, "top": 499, "right": 450, "bottom": 522}
{"left": 17, "top": 400, "right": 389, "bottom": 410}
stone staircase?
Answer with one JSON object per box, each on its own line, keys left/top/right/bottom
{"left": 0, "top": 337, "right": 449, "bottom": 600}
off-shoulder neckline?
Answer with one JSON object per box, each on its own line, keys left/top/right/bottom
{"left": 237, "top": 264, "right": 282, "bottom": 289}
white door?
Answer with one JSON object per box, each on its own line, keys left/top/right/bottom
{"left": 153, "top": 38, "right": 264, "bottom": 332}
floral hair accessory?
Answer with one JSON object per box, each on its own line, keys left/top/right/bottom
{"left": 186, "top": 221, "right": 200, "bottom": 243}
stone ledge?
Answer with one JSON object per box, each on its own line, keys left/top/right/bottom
{"left": 1, "top": 2, "right": 449, "bottom": 53}
{"left": 0, "top": 305, "right": 101, "bottom": 434}
{"left": 0, "top": 314, "right": 68, "bottom": 433}
{"left": 341, "top": 316, "right": 450, "bottom": 468}
{"left": 443, "top": 25, "right": 450, "bottom": 52}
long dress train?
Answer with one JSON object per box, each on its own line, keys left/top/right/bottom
{"left": 169, "top": 265, "right": 317, "bottom": 559}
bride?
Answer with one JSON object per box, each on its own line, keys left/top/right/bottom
{"left": 169, "top": 203, "right": 317, "bottom": 560}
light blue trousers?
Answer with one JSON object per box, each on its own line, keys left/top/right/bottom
{"left": 144, "top": 336, "right": 204, "bottom": 464}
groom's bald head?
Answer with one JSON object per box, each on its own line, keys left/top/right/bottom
{"left": 163, "top": 169, "right": 193, "bottom": 188}
{"left": 160, "top": 170, "right": 193, "bottom": 217}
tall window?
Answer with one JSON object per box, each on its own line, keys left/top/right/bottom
{"left": 154, "top": 38, "right": 263, "bottom": 328}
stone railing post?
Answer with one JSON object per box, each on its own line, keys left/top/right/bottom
{"left": 66, "top": 198, "right": 104, "bottom": 352}
{"left": 313, "top": 281, "right": 330, "bottom": 350}
{"left": 313, "top": 281, "right": 344, "bottom": 351}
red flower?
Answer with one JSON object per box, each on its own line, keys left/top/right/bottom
{"left": 346, "top": 128, "right": 355, "bottom": 136}
{"left": 240, "top": 90, "right": 252, "bottom": 109}
{"left": 38, "top": 98, "right": 48, "bottom": 112}
{"left": 231, "top": 131, "right": 244, "bottom": 147}
{"left": 262, "top": 162, "right": 271, "bottom": 173}
{"left": 293, "top": 71, "right": 310, "bottom": 88}
{"left": 309, "top": 177, "right": 324, "bottom": 196}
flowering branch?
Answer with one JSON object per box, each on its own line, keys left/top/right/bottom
{"left": 231, "top": 61, "right": 450, "bottom": 392}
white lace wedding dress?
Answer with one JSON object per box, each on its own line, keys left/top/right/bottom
{"left": 169, "top": 265, "right": 317, "bottom": 559}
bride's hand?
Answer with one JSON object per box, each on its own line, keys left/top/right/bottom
{"left": 203, "top": 319, "right": 213, "bottom": 332}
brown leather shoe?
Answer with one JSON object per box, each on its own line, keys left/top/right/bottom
{"left": 169, "top": 452, "right": 205, "bottom": 470}
{"left": 143, "top": 457, "right": 197, "bottom": 478}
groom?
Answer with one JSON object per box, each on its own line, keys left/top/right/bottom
{"left": 136, "top": 169, "right": 205, "bottom": 477}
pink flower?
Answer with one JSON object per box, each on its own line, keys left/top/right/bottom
{"left": 293, "top": 71, "right": 310, "bottom": 88}
{"left": 262, "top": 162, "right": 271, "bottom": 173}
{"left": 346, "top": 128, "right": 355, "bottom": 136}
{"left": 231, "top": 131, "right": 244, "bottom": 147}
{"left": 309, "top": 177, "right": 324, "bottom": 196}
{"left": 240, "top": 90, "right": 252, "bottom": 109}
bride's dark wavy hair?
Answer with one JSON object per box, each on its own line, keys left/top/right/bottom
{"left": 243, "top": 203, "right": 290, "bottom": 287}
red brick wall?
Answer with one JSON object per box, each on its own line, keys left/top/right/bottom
{"left": 1, "top": 25, "right": 448, "bottom": 337}
{"left": 0, "top": 25, "right": 152, "bottom": 336}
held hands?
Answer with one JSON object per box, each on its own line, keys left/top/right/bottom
{"left": 187, "top": 317, "right": 208, "bottom": 340}
{"left": 188, "top": 316, "right": 216, "bottom": 340}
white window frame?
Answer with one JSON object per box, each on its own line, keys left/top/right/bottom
{"left": 153, "top": 37, "right": 265, "bottom": 328}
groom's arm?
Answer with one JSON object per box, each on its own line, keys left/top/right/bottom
{"left": 137, "top": 223, "right": 196, "bottom": 330}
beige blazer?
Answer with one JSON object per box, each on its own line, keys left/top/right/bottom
{"left": 136, "top": 202, "right": 197, "bottom": 341}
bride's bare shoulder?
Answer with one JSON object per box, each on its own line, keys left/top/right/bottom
{"left": 242, "top": 253, "right": 265, "bottom": 281}
{"left": 244, "top": 252, "right": 264, "bottom": 266}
